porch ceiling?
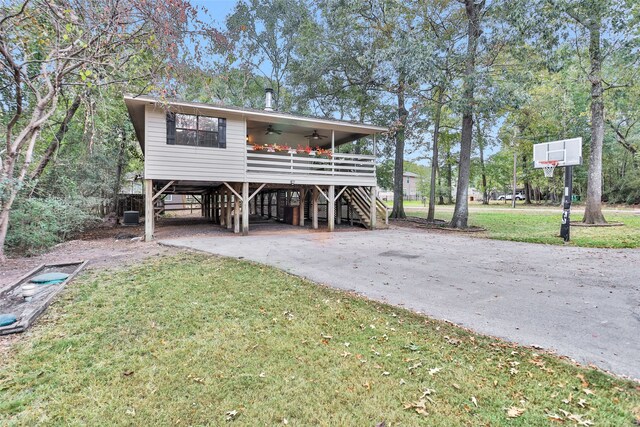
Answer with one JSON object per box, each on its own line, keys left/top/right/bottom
{"left": 246, "top": 119, "right": 369, "bottom": 148}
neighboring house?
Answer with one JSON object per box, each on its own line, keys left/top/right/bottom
{"left": 120, "top": 172, "right": 143, "bottom": 195}
{"left": 403, "top": 172, "right": 420, "bottom": 200}
{"left": 125, "top": 89, "right": 388, "bottom": 240}
{"left": 378, "top": 172, "right": 422, "bottom": 201}
{"left": 468, "top": 187, "right": 483, "bottom": 202}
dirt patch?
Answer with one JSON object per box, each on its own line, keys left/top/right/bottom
{"left": 391, "top": 217, "right": 486, "bottom": 233}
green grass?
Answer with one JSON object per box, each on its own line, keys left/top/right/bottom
{"left": 1, "top": 254, "right": 638, "bottom": 425}
{"left": 406, "top": 210, "right": 640, "bottom": 248}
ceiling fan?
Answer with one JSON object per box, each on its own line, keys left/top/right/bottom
{"left": 305, "top": 130, "right": 327, "bottom": 140}
{"left": 265, "top": 124, "right": 282, "bottom": 135}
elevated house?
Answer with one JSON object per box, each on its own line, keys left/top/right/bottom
{"left": 124, "top": 90, "right": 388, "bottom": 240}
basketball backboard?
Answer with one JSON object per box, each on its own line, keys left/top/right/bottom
{"left": 533, "top": 137, "right": 582, "bottom": 168}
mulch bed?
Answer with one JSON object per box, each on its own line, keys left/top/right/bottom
{"left": 392, "top": 217, "right": 487, "bottom": 233}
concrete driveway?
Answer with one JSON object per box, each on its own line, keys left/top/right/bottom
{"left": 161, "top": 227, "right": 640, "bottom": 380}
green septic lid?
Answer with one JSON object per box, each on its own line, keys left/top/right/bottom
{"left": 30, "top": 272, "right": 70, "bottom": 284}
{"left": 0, "top": 314, "right": 17, "bottom": 327}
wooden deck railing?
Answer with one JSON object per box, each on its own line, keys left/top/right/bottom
{"left": 246, "top": 149, "right": 376, "bottom": 179}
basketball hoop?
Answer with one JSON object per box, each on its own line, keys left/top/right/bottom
{"left": 539, "top": 160, "right": 558, "bottom": 178}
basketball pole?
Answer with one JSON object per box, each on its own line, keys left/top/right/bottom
{"left": 560, "top": 165, "right": 573, "bottom": 242}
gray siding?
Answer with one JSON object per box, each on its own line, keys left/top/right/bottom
{"left": 144, "top": 104, "right": 246, "bottom": 182}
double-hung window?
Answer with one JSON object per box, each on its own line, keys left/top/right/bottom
{"left": 166, "top": 113, "right": 227, "bottom": 148}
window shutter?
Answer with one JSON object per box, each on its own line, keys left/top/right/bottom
{"left": 218, "top": 118, "right": 227, "bottom": 148}
{"left": 166, "top": 113, "right": 176, "bottom": 145}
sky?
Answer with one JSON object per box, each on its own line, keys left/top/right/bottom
{"left": 193, "top": 0, "right": 238, "bottom": 25}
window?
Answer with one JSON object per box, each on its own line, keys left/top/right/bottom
{"left": 164, "top": 195, "right": 173, "bottom": 202}
{"left": 166, "top": 113, "right": 226, "bottom": 148}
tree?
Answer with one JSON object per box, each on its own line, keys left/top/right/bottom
{"left": 520, "top": 0, "right": 640, "bottom": 222}
{"left": 450, "top": 0, "right": 485, "bottom": 228}
{"left": 0, "top": 0, "right": 203, "bottom": 260}
{"left": 224, "top": 0, "right": 312, "bottom": 110}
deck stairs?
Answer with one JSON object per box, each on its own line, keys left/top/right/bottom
{"left": 342, "top": 187, "right": 389, "bottom": 229}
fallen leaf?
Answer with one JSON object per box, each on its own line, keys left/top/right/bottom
{"left": 471, "top": 396, "right": 478, "bottom": 407}
{"left": 452, "top": 383, "right": 461, "bottom": 390}
{"left": 259, "top": 372, "right": 266, "bottom": 378}
{"left": 405, "top": 343, "right": 421, "bottom": 351}
{"left": 404, "top": 399, "right": 429, "bottom": 416}
{"left": 506, "top": 407, "right": 525, "bottom": 418}
{"left": 546, "top": 412, "right": 564, "bottom": 422}
{"left": 583, "top": 388, "right": 595, "bottom": 395}
{"left": 577, "top": 373, "right": 589, "bottom": 387}
{"left": 408, "top": 362, "right": 422, "bottom": 372}
{"left": 428, "top": 367, "right": 441, "bottom": 376}
{"left": 122, "top": 370, "right": 134, "bottom": 377}
{"left": 225, "top": 410, "right": 239, "bottom": 421}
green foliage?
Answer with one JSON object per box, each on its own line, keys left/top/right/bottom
{"left": 6, "top": 197, "right": 98, "bottom": 255}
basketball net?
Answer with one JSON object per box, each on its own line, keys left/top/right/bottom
{"left": 539, "top": 160, "right": 558, "bottom": 178}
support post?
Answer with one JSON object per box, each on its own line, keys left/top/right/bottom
{"left": 370, "top": 186, "right": 377, "bottom": 229}
{"left": 312, "top": 187, "right": 319, "bottom": 229}
{"left": 234, "top": 185, "right": 241, "bottom": 234}
{"left": 560, "top": 166, "right": 573, "bottom": 242}
{"left": 336, "top": 192, "right": 342, "bottom": 224}
{"left": 328, "top": 185, "right": 335, "bottom": 231}
{"left": 331, "top": 130, "right": 335, "bottom": 175}
{"left": 226, "top": 189, "right": 232, "bottom": 230}
{"left": 144, "top": 179, "right": 154, "bottom": 241}
{"left": 299, "top": 188, "right": 306, "bottom": 227}
{"left": 268, "top": 192, "right": 273, "bottom": 219}
{"left": 220, "top": 192, "right": 226, "bottom": 227}
{"left": 242, "top": 182, "right": 249, "bottom": 236}
{"left": 213, "top": 193, "right": 218, "bottom": 224}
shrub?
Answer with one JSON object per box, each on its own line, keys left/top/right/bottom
{"left": 6, "top": 197, "right": 99, "bottom": 256}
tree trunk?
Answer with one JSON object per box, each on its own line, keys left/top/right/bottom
{"left": 111, "top": 132, "right": 127, "bottom": 214}
{"left": 30, "top": 94, "right": 82, "bottom": 181}
{"left": 450, "top": 0, "right": 483, "bottom": 228}
{"left": 476, "top": 117, "right": 488, "bottom": 204}
{"left": 524, "top": 181, "right": 532, "bottom": 204}
{"left": 583, "top": 21, "right": 607, "bottom": 224}
{"left": 427, "top": 86, "right": 444, "bottom": 221}
{"left": 445, "top": 150, "right": 453, "bottom": 204}
{"left": 391, "top": 76, "right": 407, "bottom": 219}
{"left": 521, "top": 153, "right": 532, "bottom": 204}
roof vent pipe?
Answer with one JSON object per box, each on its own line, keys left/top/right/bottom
{"left": 264, "top": 88, "right": 274, "bottom": 111}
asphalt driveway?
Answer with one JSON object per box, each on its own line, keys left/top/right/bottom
{"left": 161, "top": 227, "right": 640, "bottom": 379}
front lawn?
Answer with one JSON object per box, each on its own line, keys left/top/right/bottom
{"left": 1, "top": 254, "right": 638, "bottom": 425}
{"left": 407, "top": 210, "right": 640, "bottom": 248}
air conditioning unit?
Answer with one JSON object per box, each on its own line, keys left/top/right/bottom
{"left": 123, "top": 211, "right": 139, "bottom": 226}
